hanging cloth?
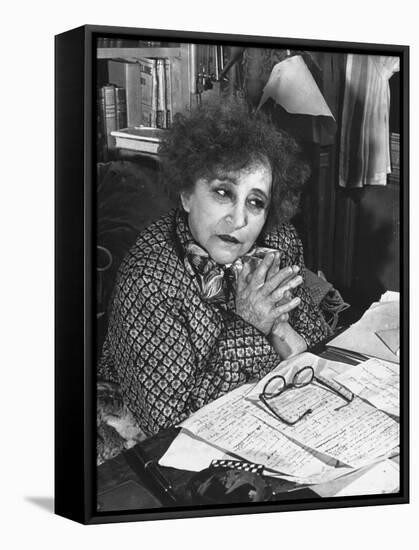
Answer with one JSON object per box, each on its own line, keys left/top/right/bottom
{"left": 339, "top": 54, "right": 400, "bottom": 188}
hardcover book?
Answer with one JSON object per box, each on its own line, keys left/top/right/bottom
{"left": 108, "top": 60, "right": 142, "bottom": 127}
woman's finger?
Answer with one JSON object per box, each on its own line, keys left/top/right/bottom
{"left": 265, "top": 251, "right": 281, "bottom": 281}
{"left": 237, "top": 261, "right": 250, "bottom": 291}
{"left": 263, "top": 268, "right": 301, "bottom": 296}
{"left": 277, "top": 312, "right": 289, "bottom": 323}
{"left": 275, "top": 290, "right": 292, "bottom": 307}
{"left": 273, "top": 296, "right": 301, "bottom": 316}
{"left": 249, "top": 252, "right": 275, "bottom": 287}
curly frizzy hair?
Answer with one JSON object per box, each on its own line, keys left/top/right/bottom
{"left": 159, "top": 101, "right": 310, "bottom": 228}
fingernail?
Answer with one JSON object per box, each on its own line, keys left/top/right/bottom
{"left": 293, "top": 276, "right": 302, "bottom": 286}
{"left": 293, "top": 266, "right": 300, "bottom": 272}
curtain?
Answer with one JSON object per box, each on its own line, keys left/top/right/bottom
{"left": 339, "top": 54, "right": 400, "bottom": 188}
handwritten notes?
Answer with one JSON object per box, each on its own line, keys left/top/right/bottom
{"left": 252, "top": 382, "right": 398, "bottom": 469}
{"left": 162, "top": 350, "right": 400, "bottom": 487}
{"left": 334, "top": 359, "right": 399, "bottom": 418}
{"left": 180, "top": 384, "right": 339, "bottom": 480}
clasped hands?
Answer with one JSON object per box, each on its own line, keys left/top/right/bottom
{"left": 235, "top": 252, "right": 307, "bottom": 359}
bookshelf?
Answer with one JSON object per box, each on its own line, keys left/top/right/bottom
{"left": 96, "top": 43, "right": 197, "bottom": 160}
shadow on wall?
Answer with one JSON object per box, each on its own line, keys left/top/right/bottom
{"left": 352, "top": 185, "right": 400, "bottom": 306}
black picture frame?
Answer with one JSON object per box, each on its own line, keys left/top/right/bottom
{"left": 55, "top": 24, "right": 409, "bottom": 525}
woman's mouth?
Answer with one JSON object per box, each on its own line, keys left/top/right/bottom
{"left": 217, "top": 234, "right": 240, "bottom": 244}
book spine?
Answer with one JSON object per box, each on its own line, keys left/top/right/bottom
{"left": 156, "top": 59, "right": 166, "bottom": 128}
{"left": 150, "top": 59, "right": 158, "bottom": 127}
{"left": 164, "top": 58, "right": 172, "bottom": 128}
{"left": 108, "top": 60, "right": 142, "bottom": 127}
{"left": 102, "top": 84, "right": 117, "bottom": 149}
{"left": 139, "top": 58, "right": 154, "bottom": 127}
{"left": 115, "top": 86, "right": 127, "bottom": 130}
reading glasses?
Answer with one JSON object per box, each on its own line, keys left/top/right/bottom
{"left": 259, "top": 365, "right": 354, "bottom": 426}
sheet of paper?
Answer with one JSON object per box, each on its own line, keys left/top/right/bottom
{"left": 159, "top": 428, "right": 354, "bottom": 486}
{"left": 376, "top": 328, "right": 400, "bottom": 356}
{"left": 315, "top": 459, "right": 399, "bottom": 497}
{"left": 180, "top": 384, "right": 340, "bottom": 480}
{"left": 249, "top": 353, "right": 352, "bottom": 399}
{"left": 334, "top": 359, "right": 399, "bottom": 418}
{"left": 379, "top": 291, "right": 400, "bottom": 303}
{"left": 159, "top": 429, "right": 231, "bottom": 471}
{"left": 250, "top": 351, "right": 321, "bottom": 390}
{"left": 163, "top": 352, "right": 398, "bottom": 486}
{"left": 249, "top": 383, "right": 399, "bottom": 469}
{"left": 327, "top": 301, "right": 400, "bottom": 363}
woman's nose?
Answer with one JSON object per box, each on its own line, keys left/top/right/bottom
{"left": 229, "top": 203, "right": 248, "bottom": 229}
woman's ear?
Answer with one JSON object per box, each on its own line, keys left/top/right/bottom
{"left": 180, "top": 191, "right": 191, "bottom": 213}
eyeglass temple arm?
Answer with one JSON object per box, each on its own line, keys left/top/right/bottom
{"left": 314, "top": 374, "right": 354, "bottom": 402}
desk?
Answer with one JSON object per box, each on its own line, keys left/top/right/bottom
{"left": 96, "top": 348, "right": 399, "bottom": 512}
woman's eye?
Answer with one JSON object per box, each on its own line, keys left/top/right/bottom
{"left": 215, "top": 188, "right": 231, "bottom": 198}
{"left": 248, "top": 198, "right": 266, "bottom": 211}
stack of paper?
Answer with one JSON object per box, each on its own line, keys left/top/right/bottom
{"left": 326, "top": 292, "right": 400, "bottom": 363}
{"left": 160, "top": 352, "right": 399, "bottom": 492}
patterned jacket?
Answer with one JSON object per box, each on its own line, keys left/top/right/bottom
{"left": 99, "top": 209, "right": 329, "bottom": 436}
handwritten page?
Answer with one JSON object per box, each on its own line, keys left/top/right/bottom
{"left": 180, "top": 384, "right": 340, "bottom": 480}
{"left": 160, "top": 426, "right": 355, "bottom": 486}
{"left": 334, "top": 359, "right": 399, "bottom": 418}
{"left": 162, "top": 352, "right": 399, "bottom": 485}
{"left": 251, "top": 384, "right": 399, "bottom": 469}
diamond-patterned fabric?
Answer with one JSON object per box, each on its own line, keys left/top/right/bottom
{"left": 99, "top": 209, "right": 329, "bottom": 436}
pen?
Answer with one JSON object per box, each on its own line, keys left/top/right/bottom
{"left": 124, "top": 445, "right": 179, "bottom": 505}
{"left": 325, "top": 346, "right": 370, "bottom": 363}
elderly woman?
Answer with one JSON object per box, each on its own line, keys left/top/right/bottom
{"left": 99, "top": 102, "right": 329, "bottom": 437}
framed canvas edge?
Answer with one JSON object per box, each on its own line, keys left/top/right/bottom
{"left": 55, "top": 24, "right": 410, "bottom": 526}
{"left": 55, "top": 25, "right": 89, "bottom": 524}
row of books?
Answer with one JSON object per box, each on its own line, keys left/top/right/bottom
{"left": 97, "top": 85, "right": 164, "bottom": 157}
{"left": 388, "top": 132, "right": 400, "bottom": 185}
{"left": 97, "top": 84, "right": 127, "bottom": 153}
{"left": 97, "top": 57, "right": 173, "bottom": 158}
{"left": 108, "top": 57, "right": 172, "bottom": 129}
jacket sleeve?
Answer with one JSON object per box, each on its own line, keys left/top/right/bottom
{"left": 101, "top": 272, "right": 281, "bottom": 435}
{"left": 189, "top": 310, "right": 280, "bottom": 408}
{"left": 102, "top": 274, "right": 198, "bottom": 436}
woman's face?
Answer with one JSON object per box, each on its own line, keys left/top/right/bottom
{"left": 181, "top": 161, "right": 272, "bottom": 264}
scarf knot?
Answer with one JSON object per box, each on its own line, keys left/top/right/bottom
{"left": 184, "top": 242, "right": 276, "bottom": 303}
